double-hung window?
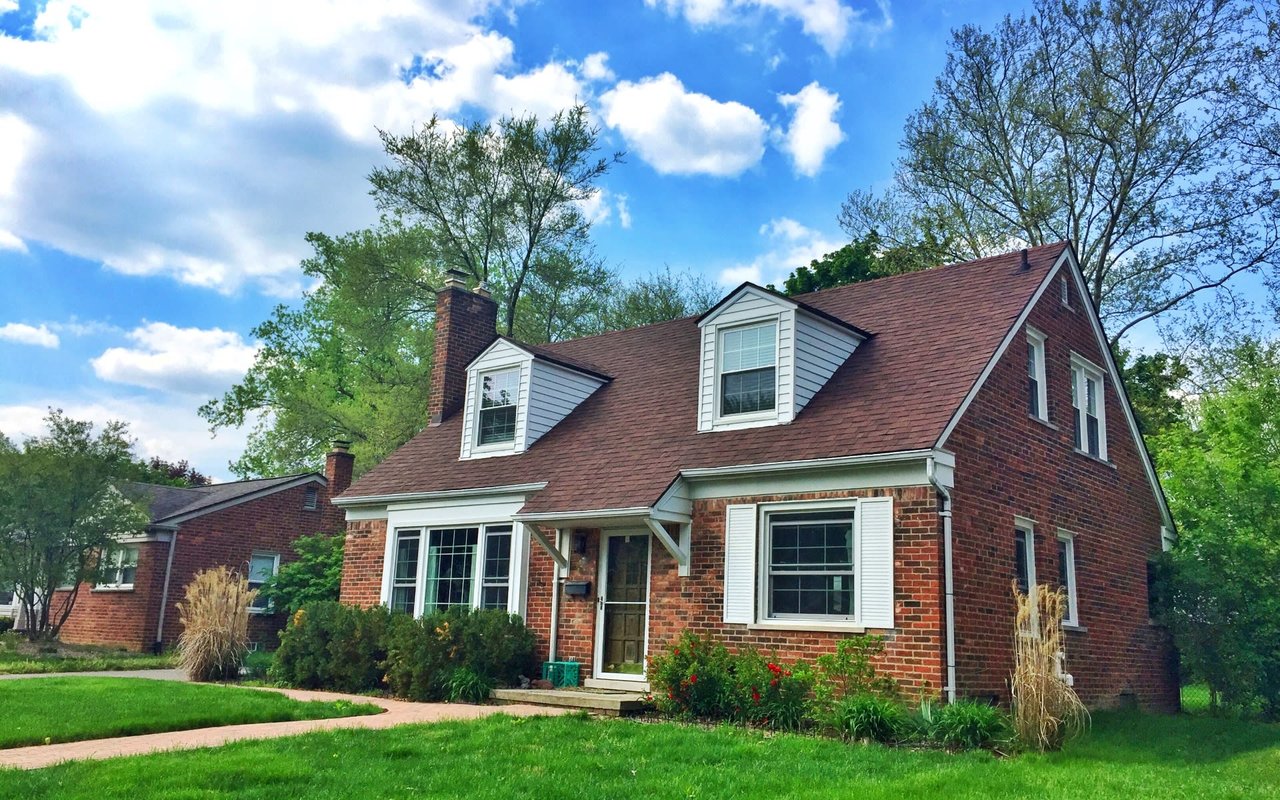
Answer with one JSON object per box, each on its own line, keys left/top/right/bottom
{"left": 1070, "top": 356, "right": 1107, "bottom": 459}
{"left": 765, "top": 509, "right": 856, "bottom": 620}
{"left": 1027, "top": 329, "right": 1047, "bottom": 421}
{"left": 477, "top": 369, "right": 519, "bottom": 446}
{"left": 98, "top": 546, "right": 139, "bottom": 589}
{"left": 1014, "top": 522, "right": 1036, "bottom": 596}
{"left": 390, "top": 524, "right": 513, "bottom": 615}
{"left": 719, "top": 321, "right": 777, "bottom": 417}
{"left": 248, "top": 553, "right": 280, "bottom": 612}
{"left": 1057, "top": 531, "right": 1079, "bottom": 626}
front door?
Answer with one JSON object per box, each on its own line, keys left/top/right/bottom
{"left": 596, "top": 533, "right": 650, "bottom": 679}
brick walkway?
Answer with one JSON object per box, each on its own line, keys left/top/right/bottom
{"left": 0, "top": 683, "right": 571, "bottom": 770}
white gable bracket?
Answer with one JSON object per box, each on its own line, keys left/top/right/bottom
{"left": 524, "top": 522, "right": 568, "bottom": 570}
{"left": 645, "top": 517, "right": 690, "bottom": 577}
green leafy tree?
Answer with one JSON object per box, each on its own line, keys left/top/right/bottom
{"left": 257, "top": 532, "right": 345, "bottom": 616}
{"left": 843, "top": 0, "right": 1280, "bottom": 345}
{"left": 369, "top": 104, "right": 622, "bottom": 338}
{"left": 1116, "top": 350, "right": 1192, "bottom": 439}
{"left": 603, "top": 267, "right": 720, "bottom": 328}
{"left": 777, "top": 232, "right": 947, "bottom": 296}
{"left": 0, "top": 411, "right": 151, "bottom": 641}
{"left": 1153, "top": 340, "right": 1280, "bottom": 716}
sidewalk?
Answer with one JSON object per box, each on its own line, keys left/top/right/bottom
{"left": 0, "top": 682, "right": 572, "bottom": 770}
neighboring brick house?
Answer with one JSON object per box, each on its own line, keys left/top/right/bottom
{"left": 336, "top": 246, "right": 1179, "bottom": 711}
{"left": 53, "top": 445, "right": 353, "bottom": 652}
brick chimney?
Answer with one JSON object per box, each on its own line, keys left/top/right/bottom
{"left": 428, "top": 269, "right": 499, "bottom": 425}
{"left": 324, "top": 440, "right": 355, "bottom": 496}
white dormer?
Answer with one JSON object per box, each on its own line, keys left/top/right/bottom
{"left": 460, "top": 338, "right": 609, "bottom": 460}
{"left": 697, "top": 284, "right": 865, "bottom": 433}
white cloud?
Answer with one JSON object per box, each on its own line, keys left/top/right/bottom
{"left": 616, "top": 194, "right": 633, "bottom": 229}
{"left": 90, "top": 322, "right": 259, "bottom": 396}
{"left": 0, "top": 2, "right": 597, "bottom": 296}
{"left": 0, "top": 229, "right": 25, "bottom": 252}
{"left": 646, "top": 0, "right": 893, "bottom": 56}
{"left": 576, "top": 188, "right": 612, "bottom": 226}
{"left": 599, "top": 73, "right": 767, "bottom": 176}
{"left": 0, "top": 0, "right": 17, "bottom": 14}
{"left": 718, "top": 217, "right": 843, "bottom": 287}
{"left": 580, "top": 52, "right": 615, "bottom": 82}
{"left": 776, "top": 82, "right": 844, "bottom": 176}
{"left": 0, "top": 322, "right": 59, "bottom": 348}
{"left": 0, "top": 399, "right": 250, "bottom": 481}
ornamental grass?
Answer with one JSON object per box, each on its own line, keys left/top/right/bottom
{"left": 1011, "top": 583, "right": 1089, "bottom": 751}
{"left": 177, "top": 566, "right": 255, "bottom": 682}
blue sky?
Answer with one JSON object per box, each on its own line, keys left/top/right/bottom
{"left": 0, "top": 0, "right": 1033, "bottom": 478}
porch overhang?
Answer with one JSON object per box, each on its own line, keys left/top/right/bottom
{"left": 513, "top": 506, "right": 693, "bottom": 577}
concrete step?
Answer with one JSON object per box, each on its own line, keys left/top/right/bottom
{"left": 490, "top": 688, "right": 652, "bottom": 716}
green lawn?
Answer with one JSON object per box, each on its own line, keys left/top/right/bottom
{"left": 0, "top": 677, "right": 381, "bottom": 749}
{"left": 0, "top": 710, "right": 1275, "bottom": 798}
{"left": 0, "top": 636, "right": 176, "bottom": 674}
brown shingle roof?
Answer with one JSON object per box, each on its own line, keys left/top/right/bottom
{"left": 342, "top": 243, "right": 1069, "bottom": 513}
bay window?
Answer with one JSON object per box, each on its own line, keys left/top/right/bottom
{"left": 390, "top": 530, "right": 421, "bottom": 614}
{"left": 388, "top": 523, "right": 514, "bottom": 615}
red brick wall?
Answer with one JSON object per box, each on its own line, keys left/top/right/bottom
{"left": 339, "top": 518, "right": 388, "bottom": 607}
{"left": 524, "top": 487, "right": 944, "bottom": 693}
{"left": 58, "top": 479, "right": 345, "bottom": 652}
{"left": 946, "top": 273, "right": 1179, "bottom": 711}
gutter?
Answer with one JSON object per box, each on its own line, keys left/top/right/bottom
{"left": 927, "top": 456, "right": 957, "bottom": 704}
{"left": 153, "top": 525, "right": 179, "bottom": 652}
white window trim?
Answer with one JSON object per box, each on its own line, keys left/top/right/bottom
{"left": 1070, "top": 353, "right": 1109, "bottom": 461}
{"left": 1056, "top": 530, "right": 1080, "bottom": 628}
{"left": 473, "top": 367, "right": 521, "bottom": 454}
{"left": 1026, "top": 327, "right": 1048, "bottom": 422}
{"left": 714, "top": 318, "right": 782, "bottom": 426}
{"left": 388, "top": 522, "right": 516, "bottom": 617}
{"left": 754, "top": 498, "right": 863, "bottom": 630}
{"left": 1014, "top": 516, "right": 1037, "bottom": 595}
{"left": 95, "top": 545, "right": 140, "bottom": 591}
{"left": 247, "top": 552, "right": 281, "bottom": 614}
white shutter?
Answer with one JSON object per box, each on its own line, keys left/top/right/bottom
{"left": 858, "top": 496, "right": 895, "bottom": 629}
{"left": 723, "top": 504, "right": 757, "bottom": 624}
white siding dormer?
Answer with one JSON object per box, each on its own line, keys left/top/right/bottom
{"left": 698, "top": 285, "right": 863, "bottom": 433}
{"left": 460, "top": 338, "right": 607, "bottom": 459}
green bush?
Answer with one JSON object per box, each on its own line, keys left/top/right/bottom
{"left": 242, "top": 650, "right": 274, "bottom": 681}
{"left": 646, "top": 632, "right": 738, "bottom": 719}
{"left": 270, "top": 602, "right": 392, "bottom": 693}
{"left": 381, "top": 607, "right": 536, "bottom": 702}
{"left": 827, "top": 693, "right": 908, "bottom": 743}
{"left": 257, "top": 532, "right": 345, "bottom": 615}
{"left": 732, "top": 650, "right": 813, "bottom": 730}
{"left": 928, "top": 699, "right": 1010, "bottom": 750}
{"left": 448, "top": 667, "right": 495, "bottom": 704}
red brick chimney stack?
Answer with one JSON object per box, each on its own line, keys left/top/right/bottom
{"left": 324, "top": 440, "right": 355, "bottom": 496}
{"left": 428, "top": 269, "right": 499, "bottom": 426}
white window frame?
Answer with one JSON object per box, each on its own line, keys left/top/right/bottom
{"left": 1070, "top": 354, "right": 1108, "bottom": 461}
{"left": 715, "top": 319, "right": 780, "bottom": 424}
{"left": 96, "top": 545, "right": 140, "bottom": 591}
{"left": 1026, "top": 327, "right": 1048, "bottom": 422}
{"left": 1014, "top": 516, "right": 1037, "bottom": 596}
{"left": 473, "top": 367, "right": 521, "bottom": 452}
{"left": 389, "top": 522, "right": 515, "bottom": 617}
{"left": 247, "top": 552, "right": 281, "bottom": 614}
{"left": 754, "top": 499, "right": 862, "bottom": 630}
{"left": 1056, "top": 530, "right": 1079, "bottom": 627}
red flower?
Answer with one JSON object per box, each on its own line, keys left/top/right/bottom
{"left": 668, "top": 692, "right": 674, "bottom": 699}
{"left": 770, "top": 678, "right": 778, "bottom": 687}
{"left": 752, "top": 691, "right": 761, "bottom": 703}
{"left": 674, "top": 648, "right": 680, "bottom": 656}
{"left": 689, "top": 674, "right": 698, "bottom": 684}
{"left": 784, "top": 670, "right": 792, "bottom": 677}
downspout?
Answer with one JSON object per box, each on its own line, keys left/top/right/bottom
{"left": 153, "top": 526, "right": 178, "bottom": 653}
{"left": 548, "top": 529, "right": 562, "bottom": 662}
{"left": 927, "top": 457, "right": 957, "bottom": 704}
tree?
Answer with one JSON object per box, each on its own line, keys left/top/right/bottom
{"left": 603, "top": 267, "right": 720, "bottom": 329}
{"left": 138, "top": 457, "right": 211, "bottom": 487}
{"left": 1116, "top": 350, "right": 1192, "bottom": 439}
{"left": 200, "top": 225, "right": 439, "bottom": 477}
{"left": 775, "top": 232, "right": 948, "bottom": 296}
{"left": 256, "top": 532, "right": 345, "bottom": 615}
{"left": 369, "top": 105, "right": 622, "bottom": 338}
{"left": 1152, "top": 340, "right": 1280, "bottom": 716}
{"left": 0, "top": 411, "right": 151, "bottom": 641}
{"left": 843, "top": 0, "right": 1280, "bottom": 345}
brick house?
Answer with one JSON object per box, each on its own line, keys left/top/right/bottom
{"left": 52, "top": 445, "right": 353, "bottom": 652}
{"left": 336, "top": 244, "right": 1179, "bottom": 710}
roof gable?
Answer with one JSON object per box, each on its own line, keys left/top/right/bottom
{"left": 128, "top": 473, "right": 325, "bottom": 526}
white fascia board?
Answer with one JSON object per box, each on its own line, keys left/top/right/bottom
{"left": 156, "top": 474, "right": 325, "bottom": 526}
{"left": 511, "top": 506, "right": 656, "bottom": 528}
{"left": 698, "top": 284, "right": 796, "bottom": 329}
{"left": 934, "top": 246, "right": 1174, "bottom": 530}
{"left": 680, "top": 448, "right": 946, "bottom": 480}
{"left": 332, "top": 482, "right": 548, "bottom": 508}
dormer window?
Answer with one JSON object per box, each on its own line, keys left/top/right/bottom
{"left": 478, "top": 368, "right": 519, "bottom": 446}
{"left": 720, "top": 321, "right": 777, "bottom": 416}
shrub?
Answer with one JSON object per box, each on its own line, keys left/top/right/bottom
{"left": 647, "top": 632, "right": 738, "bottom": 719}
{"left": 827, "top": 693, "right": 908, "bottom": 743}
{"left": 810, "top": 636, "right": 900, "bottom": 733}
{"left": 1011, "top": 584, "right": 1088, "bottom": 751}
{"left": 732, "top": 650, "right": 813, "bottom": 730}
{"left": 256, "top": 532, "right": 345, "bottom": 615}
{"left": 176, "top": 566, "right": 254, "bottom": 682}
{"left": 270, "top": 602, "right": 392, "bottom": 693}
{"left": 929, "top": 699, "right": 1010, "bottom": 750}
{"left": 448, "top": 667, "right": 495, "bottom": 704}
{"left": 382, "top": 607, "right": 536, "bottom": 702}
